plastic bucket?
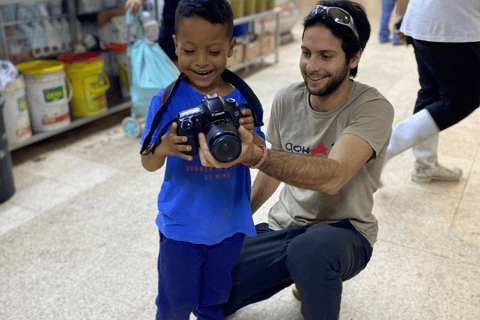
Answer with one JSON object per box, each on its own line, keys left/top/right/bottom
{"left": 16, "top": 60, "right": 72, "bottom": 133}
{"left": 0, "top": 75, "right": 32, "bottom": 146}
{"left": 58, "top": 52, "right": 111, "bottom": 117}
{"left": 0, "top": 94, "right": 16, "bottom": 203}
{"left": 116, "top": 51, "right": 130, "bottom": 98}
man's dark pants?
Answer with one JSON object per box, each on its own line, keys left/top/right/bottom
{"left": 224, "top": 220, "right": 373, "bottom": 320}
{"left": 411, "top": 39, "right": 480, "bottom": 130}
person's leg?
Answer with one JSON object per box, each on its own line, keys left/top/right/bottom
{"left": 196, "top": 233, "right": 245, "bottom": 320}
{"left": 285, "top": 220, "right": 373, "bottom": 320}
{"left": 411, "top": 134, "right": 462, "bottom": 183}
{"left": 224, "top": 223, "right": 308, "bottom": 316}
{"left": 379, "top": 0, "right": 396, "bottom": 42}
{"left": 156, "top": 232, "right": 203, "bottom": 320}
{"left": 386, "top": 40, "right": 480, "bottom": 182}
{"left": 412, "top": 40, "right": 480, "bottom": 131}
{"left": 409, "top": 40, "right": 480, "bottom": 182}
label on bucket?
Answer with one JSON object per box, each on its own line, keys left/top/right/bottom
{"left": 43, "top": 86, "right": 64, "bottom": 103}
{"left": 18, "top": 96, "right": 27, "bottom": 112}
{"left": 16, "top": 125, "right": 32, "bottom": 138}
{"left": 41, "top": 112, "right": 70, "bottom": 125}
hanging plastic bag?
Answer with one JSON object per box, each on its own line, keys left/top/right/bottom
{"left": 126, "top": 7, "right": 179, "bottom": 115}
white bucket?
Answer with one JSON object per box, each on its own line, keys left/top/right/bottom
{"left": 116, "top": 51, "right": 131, "bottom": 98}
{"left": 23, "top": 68, "right": 72, "bottom": 133}
{"left": 0, "top": 75, "right": 32, "bottom": 146}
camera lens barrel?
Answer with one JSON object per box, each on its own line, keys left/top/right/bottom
{"left": 206, "top": 122, "right": 241, "bottom": 163}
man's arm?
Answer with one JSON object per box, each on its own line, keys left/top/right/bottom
{"left": 250, "top": 146, "right": 282, "bottom": 214}
{"left": 198, "top": 127, "right": 374, "bottom": 196}
{"left": 258, "top": 134, "right": 373, "bottom": 195}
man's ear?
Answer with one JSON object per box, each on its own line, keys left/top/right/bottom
{"left": 173, "top": 35, "right": 178, "bottom": 57}
{"left": 349, "top": 49, "right": 362, "bottom": 70}
{"left": 228, "top": 37, "right": 236, "bottom": 58}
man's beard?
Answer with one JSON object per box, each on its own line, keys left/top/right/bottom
{"left": 305, "top": 63, "right": 350, "bottom": 97}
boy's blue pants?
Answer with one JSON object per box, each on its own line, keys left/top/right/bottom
{"left": 156, "top": 232, "right": 244, "bottom": 320}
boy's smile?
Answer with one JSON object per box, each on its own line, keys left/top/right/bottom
{"left": 174, "top": 15, "right": 235, "bottom": 96}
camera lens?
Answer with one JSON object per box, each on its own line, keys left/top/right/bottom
{"left": 211, "top": 135, "right": 241, "bottom": 163}
{"left": 205, "top": 122, "right": 241, "bottom": 163}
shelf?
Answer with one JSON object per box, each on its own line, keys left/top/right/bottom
{"left": 2, "top": 14, "right": 69, "bottom": 27}
{"left": 8, "top": 99, "right": 132, "bottom": 152}
{"left": 233, "top": 8, "right": 282, "bottom": 25}
{"left": 229, "top": 49, "right": 279, "bottom": 73}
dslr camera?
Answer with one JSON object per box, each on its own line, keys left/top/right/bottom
{"left": 175, "top": 93, "right": 257, "bottom": 163}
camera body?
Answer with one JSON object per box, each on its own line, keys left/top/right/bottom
{"left": 176, "top": 93, "right": 247, "bottom": 163}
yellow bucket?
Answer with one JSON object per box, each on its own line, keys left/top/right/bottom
{"left": 58, "top": 52, "right": 110, "bottom": 117}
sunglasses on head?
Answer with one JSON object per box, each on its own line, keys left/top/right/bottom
{"left": 309, "top": 5, "right": 360, "bottom": 41}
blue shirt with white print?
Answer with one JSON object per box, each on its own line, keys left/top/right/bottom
{"left": 140, "top": 78, "right": 264, "bottom": 245}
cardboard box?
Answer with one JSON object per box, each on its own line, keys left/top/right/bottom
{"left": 227, "top": 44, "right": 244, "bottom": 68}
{"left": 244, "top": 39, "right": 260, "bottom": 60}
{"left": 259, "top": 34, "right": 276, "bottom": 55}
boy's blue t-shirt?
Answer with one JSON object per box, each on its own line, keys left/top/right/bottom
{"left": 140, "top": 79, "right": 264, "bottom": 245}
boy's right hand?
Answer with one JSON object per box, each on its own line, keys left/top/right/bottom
{"left": 156, "top": 123, "right": 194, "bottom": 161}
{"left": 125, "top": 0, "right": 143, "bottom": 15}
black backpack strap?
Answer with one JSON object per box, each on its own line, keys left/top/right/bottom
{"left": 140, "top": 73, "right": 186, "bottom": 155}
{"left": 221, "top": 69, "right": 264, "bottom": 126}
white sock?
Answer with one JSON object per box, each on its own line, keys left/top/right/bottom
{"left": 386, "top": 109, "right": 439, "bottom": 161}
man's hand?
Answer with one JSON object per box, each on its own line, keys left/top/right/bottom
{"left": 198, "top": 126, "right": 262, "bottom": 168}
{"left": 125, "top": 0, "right": 143, "bottom": 15}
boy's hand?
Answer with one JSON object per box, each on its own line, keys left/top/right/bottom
{"left": 157, "top": 123, "right": 193, "bottom": 161}
{"left": 125, "top": 0, "right": 143, "bottom": 15}
{"left": 239, "top": 108, "right": 255, "bottom": 133}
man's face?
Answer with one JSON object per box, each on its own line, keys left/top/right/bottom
{"left": 300, "top": 25, "right": 351, "bottom": 97}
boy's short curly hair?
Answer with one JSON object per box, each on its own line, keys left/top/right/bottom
{"left": 303, "top": 0, "right": 371, "bottom": 78}
{"left": 175, "top": 0, "right": 234, "bottom": 38}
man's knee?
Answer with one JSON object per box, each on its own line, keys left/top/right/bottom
{"left": 285, "top": 230, "right": 340, "bottom": 279}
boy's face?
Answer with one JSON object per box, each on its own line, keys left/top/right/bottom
{"left": 173, "top": 16, "right": 235, "bottom": 95}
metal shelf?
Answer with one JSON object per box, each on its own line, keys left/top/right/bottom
{"left": 231, "top": 8, "right": 281, "bottom": 73}
{"left": 8, "top": 99, "right": 132, "bottom": 151}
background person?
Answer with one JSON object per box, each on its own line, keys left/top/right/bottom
{"left": 386, "top": 0, "right": 480, "bottom": 183}
{"left": 126, "top": 0, "right": 180, "bottom": 66}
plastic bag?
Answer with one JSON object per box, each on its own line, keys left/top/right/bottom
{"left": 0, "top": 60, "right": 18, "bottom": 91}
{"left": 126, "top": 7, "right": 179, "bottom": 114}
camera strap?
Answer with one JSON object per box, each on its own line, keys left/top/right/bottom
{"left": 140, "top": 69, "right": 264, "bottom": 156}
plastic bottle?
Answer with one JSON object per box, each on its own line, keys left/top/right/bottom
{"left": 42, "top": 20, "right": 62, "bottom": 55}
{"left": 32, "top": 22, "right": 48, "bottom": 56}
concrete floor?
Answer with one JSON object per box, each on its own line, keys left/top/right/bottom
{"left": 2, "top": 2, "right": 480, "bottom": 319}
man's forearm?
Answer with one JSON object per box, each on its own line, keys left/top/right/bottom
{"left": 259, "top": 149, "right": 344, "bottom": 195}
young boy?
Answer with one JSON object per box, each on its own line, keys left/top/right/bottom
{"left": 139, "top": 0, "right": 265, "bottom": 319}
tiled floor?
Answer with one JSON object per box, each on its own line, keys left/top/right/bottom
{"left": 2, "top": 2, "right": 480, "bottom": 319}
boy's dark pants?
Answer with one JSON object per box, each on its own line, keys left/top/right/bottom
{"left": 156, "top": 232, "right": 244, "bottom": 320}
{"left": 224, "top": 220, "right": 373, "bottom": 320}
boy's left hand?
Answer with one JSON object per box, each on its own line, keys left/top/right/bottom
{"left": 239, "top": 108, "right": 255, "bottom": 133}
